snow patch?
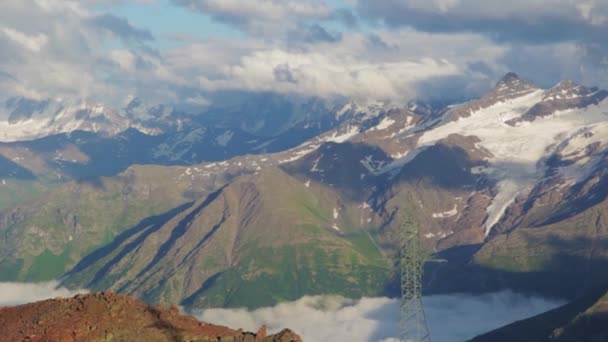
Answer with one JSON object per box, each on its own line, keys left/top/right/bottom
{"left": 327, "top": 125, "right": 360, "bottom": 143}
{"left": 278, "top": 143, "right": 321, "bottom": 164}
{"left": 432, "top": 204, "right": 458, "bottom": 219}
{"left": 418, "top": 90, "right": 608, "bottom": 235}
{"left": 311, "top": 157, "right": 322, "bottom": 172}
{"left": 215, "top": 130, "right": 234, "bottom": 147}
{"left": 371, "top": 117, "right": 396, "bottom": 131}
{"left": 360, "top": 155, "right": 387, "bottom": 175}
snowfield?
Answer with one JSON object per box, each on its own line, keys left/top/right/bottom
{"left": 418, "top": 89, "right": 608, "bottom": 234}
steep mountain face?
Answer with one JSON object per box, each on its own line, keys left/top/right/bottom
{"left": 442, "top": 72, "right": 540, "bottom": 123}
{"left": 508, "top": 80, "right": 608, "bottom": 125}
{"left": 62, "top": 168, "right": 390, "bottom": 309}
{"left": 0, "top": 292, "right": 301, "bottom": 342}
{"left": 1, "top": 72, "right": 608, "bottom": 310}
{"left": 411, "top": 75, "right": 608, "bottom": 298}
{"left": 470, "top": 284, "right": 608, "bottom": 342}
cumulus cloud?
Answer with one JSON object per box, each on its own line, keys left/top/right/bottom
{"left": 1, "top": 27, "right": 48, "bottom": 53}
{"left": 88, "top": 13, "right": 155, "bottom": 45}
{"left": 0, "top": 282, "right": 88, "bottom": 307}
{"left": 357, "top": 0, "right": 608, "bottom": 44}
{"left": 0, "top": 0, "right": 171, "bottom": 105}
{"left": 196, "top": 49, "right": 460, "bottom": 102}
{"left": 0, "top": 0, "right": 605, "bottom": 110}
{"left": 195, "top": 292, "right": 565, "bottom": 342}
{"left": 159, "top": 29, "right": 507, "bottom": 103}
{"left": 355, "top": 0, "right": 608, "bottom": 89}
{"left": 171, "top": 0, "right": 331, "bottom": 35}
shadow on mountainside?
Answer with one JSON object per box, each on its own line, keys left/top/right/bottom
{"left": 133, "top": 187, "right": 226, "bottom": 281}
{"left": 541, "top": 174, "right": 608, "bottom": 227}
{"left": 419, "top": 235, "right": 608, "bottom": 301}
{"left": 0, "top": 156, "right": 36, "bottom": 180}
{"left": 395, "top": 144, "right": 488, "bottom": 190}
{"left": 470, "top": 283, "right": 608, "bottom": 342}
{"left": 62, "top": 201, "right": 195, "bottom": 288}
{"left": 281, "top": 141, "right": 393, "bottom": 202}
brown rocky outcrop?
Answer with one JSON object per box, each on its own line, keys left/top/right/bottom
{"left": 0, "top": 292, "right": 302, "bottom": 342}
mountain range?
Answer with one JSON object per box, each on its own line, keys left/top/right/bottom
{"left": 1, "top": 72, "right": 608, "bottom": 314}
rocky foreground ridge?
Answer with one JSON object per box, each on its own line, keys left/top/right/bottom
{"left": 0, "top": 292, "right": 301, "bottom": 342}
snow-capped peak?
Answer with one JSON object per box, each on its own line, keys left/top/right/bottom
{"left": 0, "top": 96, "right": 157, "bottom": 142}
{"left": 491, "top": 72, "right": 539, "bottom": 98}
{"left": 417, "top": 78, "right": 608, "bottom": 236}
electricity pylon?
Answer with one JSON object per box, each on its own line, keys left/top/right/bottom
{"left": 400, "top": 217, "right": 432, "bottom": 342}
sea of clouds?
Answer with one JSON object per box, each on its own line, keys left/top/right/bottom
{"left": 0, "top": 281, "right": 88, "bottom": 307}
{"left": 195, "top": 292, "right": 565, "bottom": 342}
{"left": 0, "top": 282, "right": 564, "bottom": 342}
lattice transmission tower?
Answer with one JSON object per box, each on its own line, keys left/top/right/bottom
{"left": 400, "top": 217, "right": 432, "bottom": 342}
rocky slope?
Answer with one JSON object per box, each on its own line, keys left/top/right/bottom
{"left": 0, "top": 292, "right": 301, "bottom": 342}
{"left": 470, "top": 284, "right": 608, "bottom": 342}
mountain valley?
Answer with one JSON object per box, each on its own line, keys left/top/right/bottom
{"left": 1, "top": 73, "right": 608, "bottom": 316}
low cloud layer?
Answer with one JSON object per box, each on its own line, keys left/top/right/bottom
{"left": 0, "top": 283, "right": 565, "bottom": 341}
{"left": 0, "top": 281, "right": 88, "bottom": 307}
{"left": 196, "top": 292, "right": 565, "bottom": 342}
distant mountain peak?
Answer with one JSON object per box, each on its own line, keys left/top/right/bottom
{"left": 543, "top": 79, "right": 606, "bottom": 102}
{"left": 497, "top": 72, "right": 521, "bottom": 84}
{"left": 505, "top": 77, "right": 608, "bottom": 125}
{"left": 493, "top": 72, "right": 538, "bottom": 95}
{"left": 552, "top": 79, "right": 580, "bottom": 89}
{"left": 443, "top": 73, "right": 539, "bottom": 122}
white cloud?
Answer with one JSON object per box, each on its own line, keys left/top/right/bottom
{"left": 1, "top": 27, "right": 48, "bottom": 52}
{"left": 110, "top": 49, "right": 138, "bottom": 72}
{"left": 359, "top": 0, "right": 608, "bottom": 24}
{"left": 0, "top": 0, "right": 604, "bottom": 110}
{"left": 195, "top": 292, "right": 565, "bottom": 342}
{"left": 0, "top": 283, "right": 565, "bottom": 342}
{"left": 0, "top": 282, "right": 88, "bottom": 307}
{"left": 172, "top": 0, "right": 331, "bottom": 34}
{"left": 196, "top": 49, "right": 460, "bottom": 102}
{"left": 0, "top": 0, "right": 164, "bottom": 104}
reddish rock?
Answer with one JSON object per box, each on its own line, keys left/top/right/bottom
{"left": 0, "top": 292, "right": 302, "bottom": 342}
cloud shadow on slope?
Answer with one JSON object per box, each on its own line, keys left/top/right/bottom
{"left": 470, "top": 282, "right": 608, "bottom": 342}
{"left": 62, "top": 201, "right": 195, "bottom": 288}
{"left": 395, "top": 144, "right": 489, "bottom": 190}
{"left": 133, "top": 187, "right": 226, "bottom": 281}
{"left": 0, "top": 155, "right": 36, "bottom": 180}
{"left": 421, "top": 235, "right": 608, "bottom": 301}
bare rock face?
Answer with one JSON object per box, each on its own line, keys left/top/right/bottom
{"left": 0, "top": 292, "right": 302, "bottom": 342}
{"left": 507, "top": 80, "right": 608, "bottom": 125}
{"left": 444, "top": 72, "right": 539, "bottom": 122}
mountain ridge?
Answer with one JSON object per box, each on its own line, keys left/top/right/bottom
{"left": 1, "top": 72, "right": 608, "bottom": 309}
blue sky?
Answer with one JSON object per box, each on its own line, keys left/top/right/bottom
{"left": 98, "top": 0, "right": 244, "bottom": 47}
{"left": 0, "top": 0, "right": 606, "bottom": 106}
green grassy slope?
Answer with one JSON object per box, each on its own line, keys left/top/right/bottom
{"left": 0, "top": 165, "right": 218, "bottom": 282}
{"left": 63, "top": 167, "right": 392, "bottom": 309}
